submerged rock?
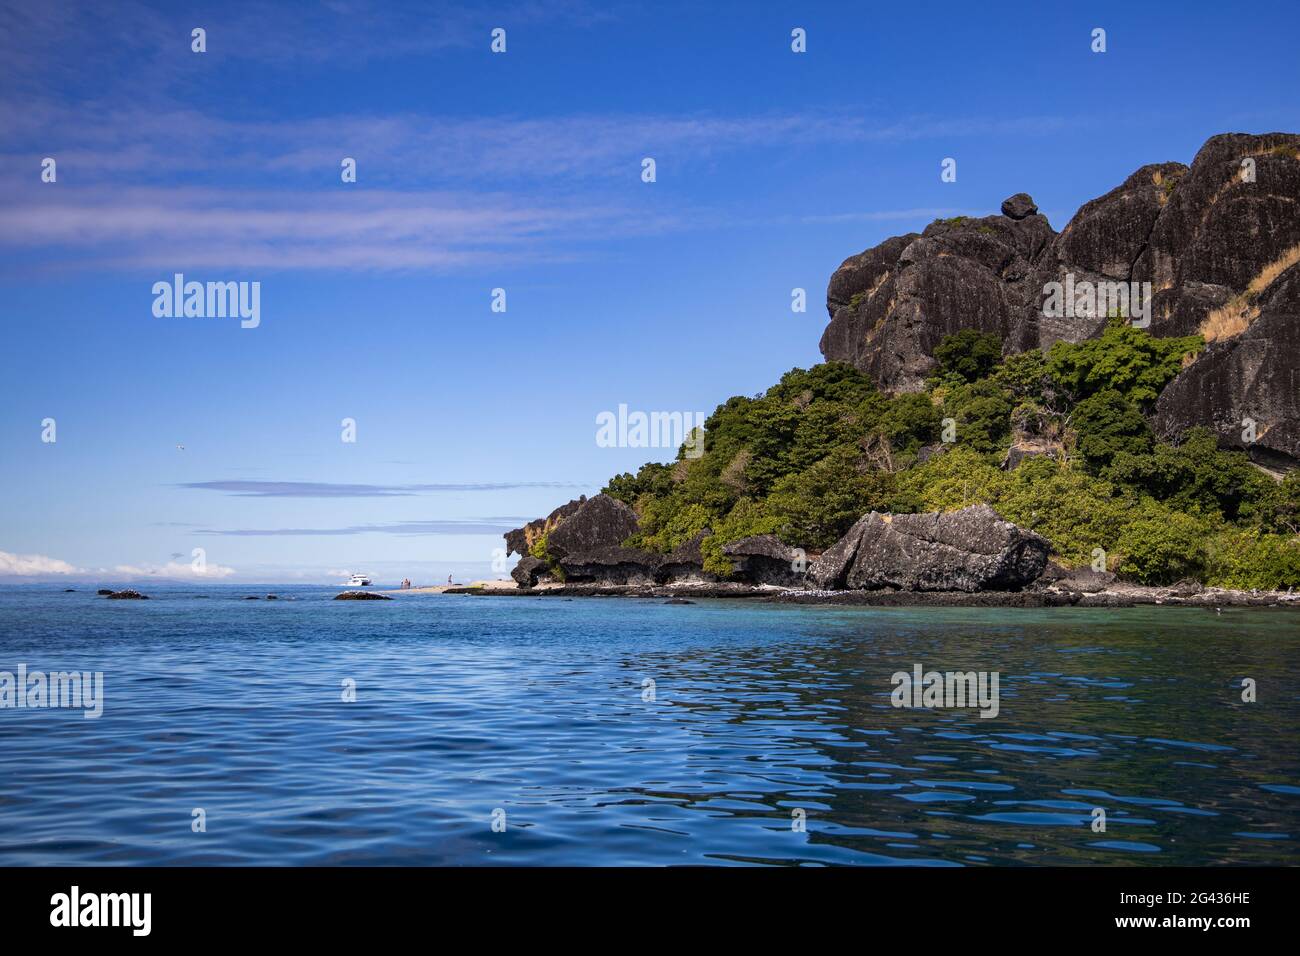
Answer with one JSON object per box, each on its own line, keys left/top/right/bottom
{"left": 334, "top": 590, "right": 392, "bottom": 600}
{"left": 96, "top": 589, "right": 114, "bottom": 595}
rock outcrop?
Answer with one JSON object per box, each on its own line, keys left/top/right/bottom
{"left": 535, "top": 494, "right": 640, "bottom": 559}
{"left": 820, "top": 207, "right": 1053, "bottom": 391}
{"left": 1027, "top": 163, "right": 1187, "bottom": 347}
{"left": 721, "top": 535, "right": 806, "bottom": 586}
{"left": 1155, "top": 309, "right": 1300, "bottom": 466}
{"left": 820, "top": 133, "right": 1300, "bottom": 411}
{"left": 812, "top": 506, "right": 1049, "bottom": 592}
{"left": 105, "top": 589, "right": 149, "bottom": 600}
{"left": 1135, "top": 134, "right": 1300, "bottom": 337}
{"left": 510, "top": 556, "right": 552, "bottom": 588}
{"left": 334, "top": 590, "right": 392, "bottom": 600}
{"left": 558, "top": 546, "right": 662, "bottom": 585}
{"left": 504, "top": 496, "right": 586, "bottom": 557}
{"left": 658, "top": 529, "right": 717, "bottom": 583}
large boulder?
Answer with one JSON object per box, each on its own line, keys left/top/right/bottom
{"left": 1155, "top": 309, "right": 1300, "bottom": 466}
{"left": 557, "top": 546, "right": 662, "bottom": 585}
{"left": 808, "top": 514, "right": 873, "bottom": 589}
{"left": 721, "top": 535, "right": 806, "bottom": 586}
{"left": 836, "top": 506, "right": 1049, "bottom": 592}
{"left": 510, "top": 556, "right": 552, "bottom": 588}
{"left": 543, "top": 494, "right": 640, "bottom": 558}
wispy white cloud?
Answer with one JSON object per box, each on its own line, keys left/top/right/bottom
{"left": 0, "top": 549, "right": 83, "bottom": 576}
{"left": 112, "top": 560, "right": 237, "bottom": 579}
{"left": 2, "top": 104, "right": 1073, "bottom": 185}
{"left": 197, "top": 518, "right": 525, "bottom": 536}
{"left": 0, "top": 184, "right": 652, "bottom": 273}
{"left": 180, "top": 480, "right": 587, "bottom": 497}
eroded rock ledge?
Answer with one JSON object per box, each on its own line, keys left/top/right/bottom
{"left": 507, "top": 503, "right": 1062, "bottom": 596}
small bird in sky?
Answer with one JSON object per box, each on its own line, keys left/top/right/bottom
{"left": 176, "top": 444, "right": 185, "bottom": 451}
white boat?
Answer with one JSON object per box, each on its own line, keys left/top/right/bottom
{"left": 346, "top": 573, "right": 372, "bottom": 587}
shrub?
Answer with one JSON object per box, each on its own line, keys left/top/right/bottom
{"left": 1047, "top": 319, "right": 1202, "bottom": 405}
{"left": 1205, "top": 530, "right": 1300, "bottom": 590}
{"left": 934, "top": 329, "right": 1003, "bottom": 383}
{"left": 1071, "top": 389, "right": 1152, "bottom": 468}
{"left": 1116, "top": 506, "right": 1211, "bottom": 584}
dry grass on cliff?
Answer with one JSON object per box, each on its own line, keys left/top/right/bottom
{"left": 1199, "top": 242, "right": 1300, "bottom": 342}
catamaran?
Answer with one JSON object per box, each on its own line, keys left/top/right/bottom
{"left": 345, "top": 573, "right": 372, "bottom": 587}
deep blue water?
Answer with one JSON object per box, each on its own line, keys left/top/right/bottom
{"left": 0, "top": 584, "right": 1297, "bottom": 866}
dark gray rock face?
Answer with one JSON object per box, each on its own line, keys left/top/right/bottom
{"left": 820, "top": 206, "right": 1054, "bottom": 391}
{"left": 820, "top": 133, "right": 1300, "bottom": 399}
{"left": 720, "top": 534, "right": 806, "bottom": 586}
{"left": 1043, "top": 565, "right": 1117, "bottom": 593}
{"left": 1136, "top": 133, "right": 1300, "bottom": 336}
{"left": 658, "top": 529, "right": 717, "bottom": 583}
{"left": 1155, "top": 310, "right": 1300, "bottom": 465}
{"left": 542, "top": 494, "right": 640, "bottom": 559}
{"left": 827, "top": 506, "right": 1049, "bottom": 592}
{"left": 105, "top": 589, "right": 149, "bottom": 599}
{"left": 334, "top": 590, "right": 392, "bottom": 600}
{"left": 1027, "top": 163, "right": 1186, "bottom": 348}
{"left": 511, "top": 556, "right": 551, "bottom": 588}
{"left": 808, "top": 514, "right": 873, "bottom": 589}
{"left": 504, "top": 496, "right": 586, "bottom": 557}
{"left": 557, "top": 546, "right": 662, "bottom": 585}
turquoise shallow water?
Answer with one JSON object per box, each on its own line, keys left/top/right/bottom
{"left": 0, "top": 584, "right": 1297, "bottom": 866}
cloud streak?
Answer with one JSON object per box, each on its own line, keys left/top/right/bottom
{"left": 0, "top": 549, "right": 82, "bottom": 576}
{"left": 196, "top": 519, "right": 525, "bottom": 537}
{"left": 179, "top": 480, "right": 587, "bottom": 497}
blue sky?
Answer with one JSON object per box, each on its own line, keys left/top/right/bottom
{"left": 2, "top": 0, "right": 1298, "bottom": 584}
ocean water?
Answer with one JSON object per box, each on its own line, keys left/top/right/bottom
{"left": 0, "top": 584, "right": 1297, "bottom": 866}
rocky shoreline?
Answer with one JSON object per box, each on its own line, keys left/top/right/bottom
{"left": 489, "top": 494, "right": 1299, "bottom": 609}
{"left": 452, "top": 579, "right": 1299, "bottom": 608}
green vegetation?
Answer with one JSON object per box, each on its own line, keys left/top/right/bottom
{"left": 527, "top": 532, "right": 566, "bottom": 581}
{"left": 601, "top": 320, "right": 1300, "bottom": 588}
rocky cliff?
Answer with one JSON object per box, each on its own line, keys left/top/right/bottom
{"left": 820, "top": 132, "right": 1300, "bottom": 461}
